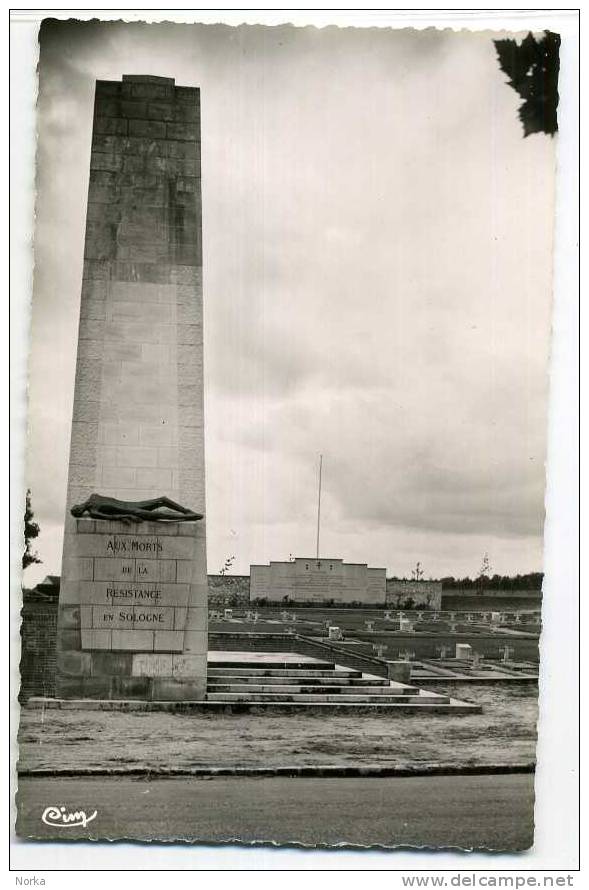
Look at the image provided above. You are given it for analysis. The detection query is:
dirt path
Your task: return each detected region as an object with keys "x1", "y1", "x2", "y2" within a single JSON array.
[{"x1": 18, "y1": 684, "x2": 537, "y2": 772}]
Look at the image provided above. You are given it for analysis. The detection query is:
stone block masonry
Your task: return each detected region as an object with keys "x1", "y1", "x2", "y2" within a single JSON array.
[
  {"x1": 250, "y1": 559, "x2": 387, "y2": 604},
  {"x1": 57, "y1": 75, "x2": 207, "y2": 701},
  {"x1": 19, "y1": 604, "x2": 57, "y2": 701}
]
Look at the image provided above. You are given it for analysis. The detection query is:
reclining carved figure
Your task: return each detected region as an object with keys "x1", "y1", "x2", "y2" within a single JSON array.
[{"x1": 70, "y1": 493, "x2": 203, "y2": 524}]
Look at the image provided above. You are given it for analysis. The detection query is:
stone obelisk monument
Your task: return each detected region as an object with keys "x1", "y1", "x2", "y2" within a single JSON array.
[{"x1": 56, "y1": 75, "x2": 207, "y2": 700}]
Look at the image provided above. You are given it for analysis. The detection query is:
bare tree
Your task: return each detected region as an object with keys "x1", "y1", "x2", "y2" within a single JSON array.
[
  {"x1": 411, "y1": 561, "x2": 424, "y2": 582},
  {"x1": 219, "y1": 555, "x2": 235, "y2": 576},
  {"x1": 477, "y1": 553, "x2": 492, "y2": 595}
]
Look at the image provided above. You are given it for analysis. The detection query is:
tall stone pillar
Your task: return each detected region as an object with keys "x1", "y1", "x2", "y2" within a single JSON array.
[{"x1": 56, "y1": 75, "x2": 207, "y2": 700}]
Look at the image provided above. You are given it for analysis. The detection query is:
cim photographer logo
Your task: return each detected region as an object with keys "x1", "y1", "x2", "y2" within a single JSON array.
[{"x1": 41, "y1": 805, "x2": 97, "y2": 829}]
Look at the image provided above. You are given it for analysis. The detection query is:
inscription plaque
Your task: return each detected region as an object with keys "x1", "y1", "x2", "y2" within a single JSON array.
[{"x1": 74, "y1": 529, "x2": 197, "y2": 652}]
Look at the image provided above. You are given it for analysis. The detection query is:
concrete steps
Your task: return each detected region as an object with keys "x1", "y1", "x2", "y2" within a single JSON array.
[
  {"x1": 26, "y1": 696, "x2": 480, "y2": 714},
  {"x1": 204, "y1": 659, "x2": 472, "y2": 711},
  {"x1": 207, "y1": 667, "x2": 362, "y2": 679},
  {"x1": 23, "y1": 651, "x2": 480, "y2": 713},
  {"x1": 209, "y1": 660, "x2": 336, "y2": 671},
  {"x1": 207, "y1": 692, "x2": 444, "y2": 704},
  {"x1": 207, "y1": 675, "x2": 400, "y2": 688},
  {"x1": 207, "y1": 684, "x2": 420, "y2": 696}
]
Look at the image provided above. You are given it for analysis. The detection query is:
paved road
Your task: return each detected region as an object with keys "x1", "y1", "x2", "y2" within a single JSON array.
[{"x1": 16, "y1": 774, "x2": 534, "y2": 851}]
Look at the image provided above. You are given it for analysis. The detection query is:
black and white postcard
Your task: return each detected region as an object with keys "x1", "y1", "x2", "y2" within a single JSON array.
[{"x1": 10, "y1": 8, "x2": 579, "y2": 874}]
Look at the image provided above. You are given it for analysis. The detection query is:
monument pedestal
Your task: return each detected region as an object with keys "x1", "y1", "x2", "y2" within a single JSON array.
[{"x1": 56, "y1": 518, "x2": 208, "y2": 700}]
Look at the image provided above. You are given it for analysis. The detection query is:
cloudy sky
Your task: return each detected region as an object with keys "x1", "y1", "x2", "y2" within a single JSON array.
[{"x1": 24, "y1": 19, "x2": 556, "y2": 586}]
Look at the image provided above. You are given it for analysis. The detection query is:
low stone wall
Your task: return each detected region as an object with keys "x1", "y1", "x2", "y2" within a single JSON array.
[
  {"x1": 290, "y1": 633, "x2": 390, "y2": 677},
  {"x1": 208, "y1": 632, "x2": 391, "y2": 678},
  {"x1": 19, "y1": 603, "x2": 58, "y2": 701},
  {"x1": 208, "y1": 631, "x2": 296, "y2": 653},
  {"x1": 386, "y1": 580, "x2": 442, "y2": 609}
]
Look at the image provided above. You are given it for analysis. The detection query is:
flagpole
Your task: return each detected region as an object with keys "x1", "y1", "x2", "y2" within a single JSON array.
[{"x1": 316, "y1": 454, "x2": 323, "y2": 560}]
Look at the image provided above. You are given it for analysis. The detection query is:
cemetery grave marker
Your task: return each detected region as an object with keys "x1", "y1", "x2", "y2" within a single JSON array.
[{"x1": 455, "y1": 643, "x2": 472, "y2": 660}]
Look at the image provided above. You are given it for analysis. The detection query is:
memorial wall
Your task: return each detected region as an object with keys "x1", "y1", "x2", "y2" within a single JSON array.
[{"x1": 250, "y1": 558, "x2": 387, "y2": 604}]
